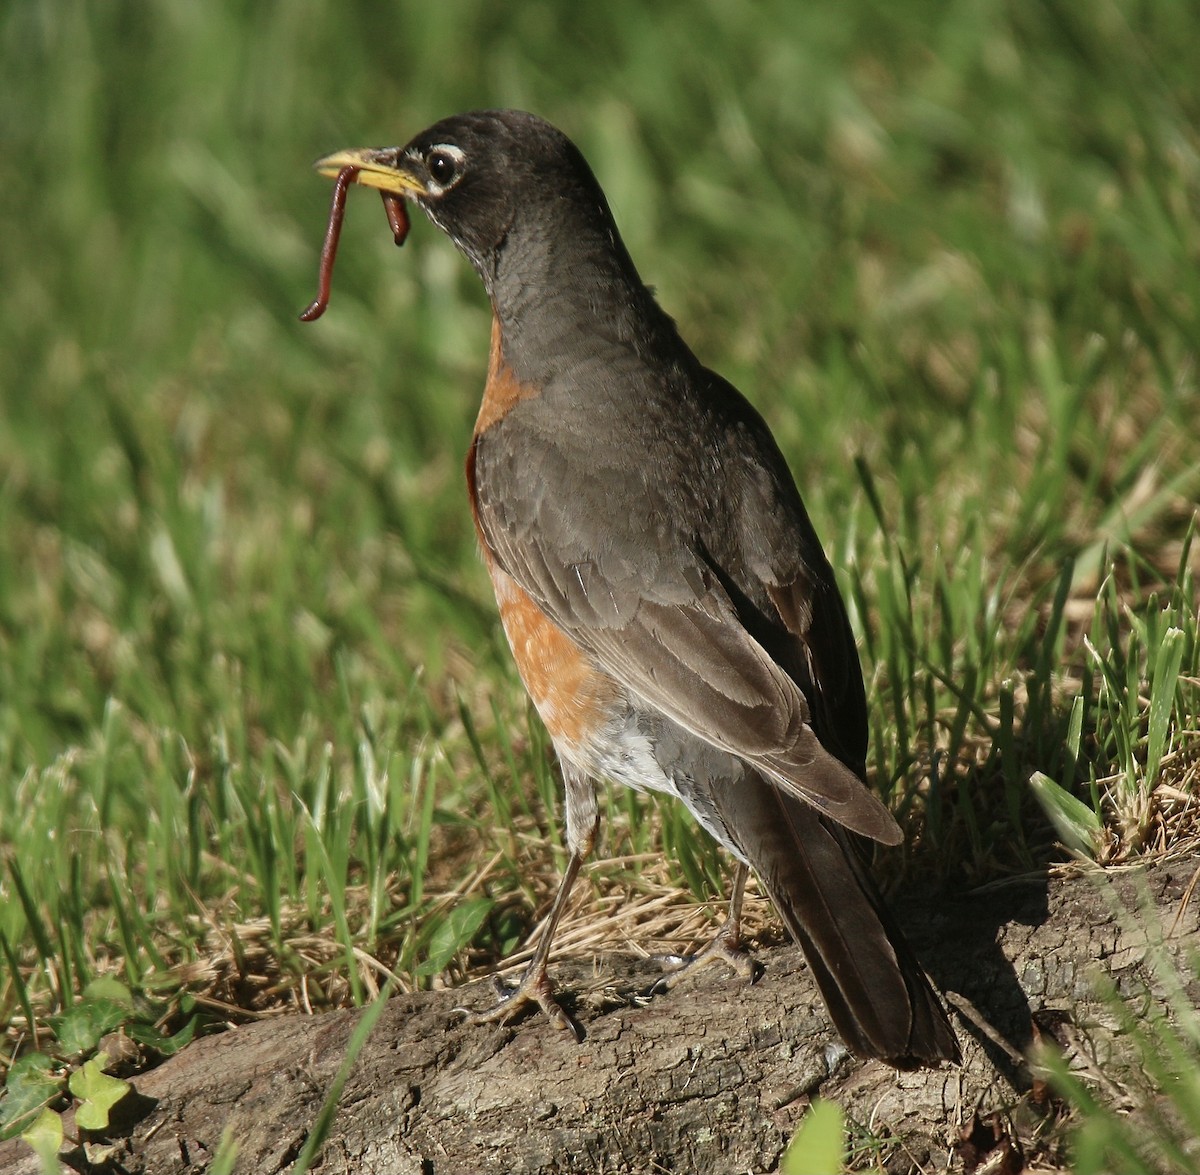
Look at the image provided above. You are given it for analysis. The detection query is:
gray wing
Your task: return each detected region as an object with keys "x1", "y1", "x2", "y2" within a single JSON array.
[{"x1": 471, "y1": 369, "x2": 897, "y2": 844}]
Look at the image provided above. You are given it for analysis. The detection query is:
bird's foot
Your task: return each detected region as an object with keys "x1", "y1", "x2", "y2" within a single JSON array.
[
  {"x1": 454, "y1": 963, "x2": 585, "y2": 1042},
  {"x1": 649, "y1": 923, "x2": 762, "y2": 995}
]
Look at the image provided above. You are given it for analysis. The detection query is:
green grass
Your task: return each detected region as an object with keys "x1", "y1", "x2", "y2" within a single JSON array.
[{"x1": 1, "y1": 0, "x2": 1198, "y2": 1168}]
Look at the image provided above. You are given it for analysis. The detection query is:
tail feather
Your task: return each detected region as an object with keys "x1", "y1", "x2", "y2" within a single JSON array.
[{"x1": 710, "y1": 772, "x2": 959, "y2": 1067}]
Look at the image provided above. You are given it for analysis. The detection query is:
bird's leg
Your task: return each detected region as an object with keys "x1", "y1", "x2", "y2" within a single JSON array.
[
  {"x1": 459, "y1": 768, "x2": 598, "y2": 1041},
  {"x1": 462, "y1": 849, "x2": 587, "y2": 1040},
  {"x1": 652, "y1": 862, "x2": 760, "y2": 992}
]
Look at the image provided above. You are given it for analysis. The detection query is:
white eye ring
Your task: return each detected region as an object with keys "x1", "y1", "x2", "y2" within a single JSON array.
[{"x1": 424, "y1": 144, "x2": 466, "y2": 194}]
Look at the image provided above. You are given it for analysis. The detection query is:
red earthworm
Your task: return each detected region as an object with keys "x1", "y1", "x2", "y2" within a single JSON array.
[
  {"x1": 299, "y1": 165, "x2": 359, "y2": 321},
  {"x1": 301, "y1": 170, "x2": 413, "y2": 320},
  {"x1": 383, "y1": 192, "x2": 410, "y2": 246}
]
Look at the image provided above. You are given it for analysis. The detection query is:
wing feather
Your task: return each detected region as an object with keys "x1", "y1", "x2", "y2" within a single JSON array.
[{"x1": 470, "y1": 379, "x2": 898, "y2": 844}]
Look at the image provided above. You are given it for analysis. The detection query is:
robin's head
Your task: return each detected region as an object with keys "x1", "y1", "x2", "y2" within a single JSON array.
[{"x1": 314, "y1": 110, "x2": 626, "y2": 291}]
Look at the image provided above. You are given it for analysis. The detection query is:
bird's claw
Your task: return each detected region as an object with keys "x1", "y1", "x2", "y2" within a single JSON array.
[
  {"x1": 649, "y1": 928, "x2": 761, "y2": 995},
  {"x1": 456, "y1": 966, "x2": 585, "y2": 1042}
]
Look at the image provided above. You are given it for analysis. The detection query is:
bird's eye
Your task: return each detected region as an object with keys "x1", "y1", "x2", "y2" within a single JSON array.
[{"x1": 425, "y1": 146, "x2": 464, "y2": 189}]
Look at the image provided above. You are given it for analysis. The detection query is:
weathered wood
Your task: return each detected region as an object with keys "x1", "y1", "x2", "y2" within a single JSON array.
[{"x1": 3, "y1": 864, "x2": 1195, "y2": 1174}]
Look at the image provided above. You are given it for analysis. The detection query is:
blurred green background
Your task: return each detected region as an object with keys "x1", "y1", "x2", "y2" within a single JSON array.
[{"x1": 1, "y1": 0, "x2": 1197, "y2": 1054}]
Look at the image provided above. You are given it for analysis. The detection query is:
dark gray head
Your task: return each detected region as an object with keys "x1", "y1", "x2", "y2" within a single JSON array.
[{"x1": 314, "y1": 110, "x2": 636, "y2": 295}]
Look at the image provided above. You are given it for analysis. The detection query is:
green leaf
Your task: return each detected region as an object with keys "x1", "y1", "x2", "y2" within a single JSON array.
[
  {"x1": 0, "y1": 1055, "x2": 63, "y2": 1141},
  {"x1": 69, "y1": 1058, "x2": 131, "y2": 1132},
  {"x1": 1146, "y1": 626, "x2": 1185, "y2": 787},
  {"x1": 1064, "y1": 693, "x2": 1084, "y2": 777},
  {"x1": 781, "y1": 1099, "x2": 846, "y2": 1175},
  {"x1": 415, "y1": 897, "x2": 494, "y2": 977},
  {"x1": 209, "y1": 1127, "x2": 240, "y2": 1175},
  {"x1": 20, "y1": 1106, "x2": 63, "y2": 1170},
  {"x1": 1028, "y1": 770, "x2": 1103, "y2": 857},
  {"x1": 84, "y1": 1141, "x2": 121, "y2": 1167},
  {"x1": 50, "y1": 999, "x2": 132, "y2": 1057},
  {"x1": 128, "y1": 1013, "x2": 199, "y2": 1056},
  {"x1": 81, "y1": 977, "x2": 135, "y2": 1009},
  {"x1": 291, "y1": 981, "x2": 395, "y2": 1175}
]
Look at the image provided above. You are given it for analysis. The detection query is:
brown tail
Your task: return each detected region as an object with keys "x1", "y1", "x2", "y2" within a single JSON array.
[{"x1": 712, "y1": 773, "x2": 959, "y2": 1067}]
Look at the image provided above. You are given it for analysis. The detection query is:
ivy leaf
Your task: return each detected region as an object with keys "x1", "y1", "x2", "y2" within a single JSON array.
[
  {"x1": 416, "y1": 897, "x2": 494, "y2": 977},
  {"x1": 69, "y1": 1057, "x2": 131, "y2": 1132},
  {"x1": 21, "y1": 1107, "x2": 64, "y2": 1166},
  {"x1": 0, "y1": 1054, "x2": 63, "y2": 1141},
  {"x1": 50, "y1": 999, "x2": 132, "y2": 1058}
]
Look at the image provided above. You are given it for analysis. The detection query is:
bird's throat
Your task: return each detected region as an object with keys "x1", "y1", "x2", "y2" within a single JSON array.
[{"x1": 487, "y1": 228, "x2": 674, "y2": 389}]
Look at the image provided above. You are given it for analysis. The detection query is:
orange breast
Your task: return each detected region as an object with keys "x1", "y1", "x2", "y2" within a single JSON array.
[
  {"x1": 475, "y1": 315, "x2": 540, "y2": 435},
  {"x1": 466, "y1": 315, "x2": 616, "y2": 753},
  {"x1": 487, "y1": 560, "x2": 618, "y2": 755}
]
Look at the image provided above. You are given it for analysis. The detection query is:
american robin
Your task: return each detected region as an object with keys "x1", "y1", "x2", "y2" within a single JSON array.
[{"x1": 306, "y1": 109, "x2": 958, "y2": 1067}]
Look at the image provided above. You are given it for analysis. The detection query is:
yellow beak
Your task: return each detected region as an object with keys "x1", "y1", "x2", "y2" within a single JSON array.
[{"x1": 312, "y1": 148, "x2": 426, "y2": 196}]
